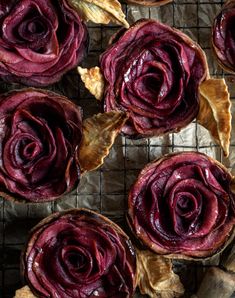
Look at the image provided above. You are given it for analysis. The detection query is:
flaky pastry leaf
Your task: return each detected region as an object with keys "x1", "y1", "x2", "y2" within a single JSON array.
[
  {"x1": 67, "y1": 0, "x2": 129, "y2": 28},
  {"x1": 197, "y1": 78, "x2": 231, "y2": 157},
  {"x1": 14, "y1": 286, "x2": 36, "y2": 298},
  {"x1": 77, "y1": 111, "x2": 128, "y2": 172},
  {"x1": 136, "y1": 249, "x2": 184, "y2": 298},
  {"x1": 78, "y1": 66, "x2": 105, "y2": 101}
]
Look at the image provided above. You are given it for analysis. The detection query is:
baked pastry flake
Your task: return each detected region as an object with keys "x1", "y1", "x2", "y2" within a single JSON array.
[
  {"x1": 197, "y1": 78, "x2": 231, "y2": 157},
  {"x1": 78, "y1": 111, "x2": 128, "y2": 172},
  {"x1": 67, "y1": 0, "x2": 129, "y2": 27},
  {"x1": 136, "y1": 249, "x2": 184, "y2": 297}
]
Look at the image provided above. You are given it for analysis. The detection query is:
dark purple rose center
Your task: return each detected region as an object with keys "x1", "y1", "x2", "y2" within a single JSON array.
[
  {"x1": 19, "y1": 137, "x2": 42, "y2": 161},
  {"x1": 135, "y1": 72, "x2": 163, "y2": 102},
  {"x1": 3, "y1": 5, "x2": 49, "y2": 43},
  {"x1": 176, "y1": 193, "x2": 196, "y2": 217},
  {"x1": 63, "y1": 247, "x2": 90, "y2": 274},
  {"x1": 16, "y1": 14, "x2": 51, "y2": 50},
  {"x1": 18, "y1": 16, "x2": 48, "y2": 38},
  {"x1": 27, "y1": 19, "x2": 45, "y2": 34},
  {"x1": 68, "y1": 252, "x2": 86, "y2": 269}
]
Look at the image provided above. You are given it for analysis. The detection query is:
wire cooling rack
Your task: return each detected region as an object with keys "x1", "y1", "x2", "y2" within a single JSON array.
[{"x1": 1, "y1": 0, "x2": 235, "y2": 297}]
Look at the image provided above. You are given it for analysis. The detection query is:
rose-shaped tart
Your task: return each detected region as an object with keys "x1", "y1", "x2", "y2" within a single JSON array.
[
  {"x1": 212, "y1": 0, "x2": 235, "y2": 74},
  {"x1": 0, "y1": 0, "x2": 88, "y2": 87},
  {"x1": 79, "y1": 19, "x2": 209, "y2": 137},
  {"x1": 21, "y1": 209, "x2": 136, "y2": 298},
  {"x1": 128, "y1": 152, "x2": 235, "y2": 258},
  {"x1": 0, "y1": 89, "x2": 127, "y2": 203},
  {"x1": 0, "y1": 88, "x2": 82, "y2": 202},
  {"x1": 99, "y1": 19, "x2": 209, "y2": 138},
  {"x1": 125, "y1": 0, "x2": 172, "y2": 6},
  {"x1": 78, "y1": 20, "x2": 232, "y2": 156}
]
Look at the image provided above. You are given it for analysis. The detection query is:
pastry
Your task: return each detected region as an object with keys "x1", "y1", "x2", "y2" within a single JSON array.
[
  {"x1": 128, "y1": 152, "x2": 235, "y2": 258},
  {"x1": 0, "y1": 88, "x2": 127, "y2": 203},
  {"x1": 212, "y1": 0, "x2": 235, "y2": 74},
  {"x1": 21, "y1": 209, "x2": 136, "y2": 297},
  {"x1": 136, "y1": 249, "x2": 184, "y2": 297},
  {"x1": 0, "y1": 0, "x2": 88, "y2": 86},
  {"x1": 78, "y1": 19, "x2": 232, "y2": 156},
  {"x1": 100, "y1": 19, "x2": 209, "y2": 138}
]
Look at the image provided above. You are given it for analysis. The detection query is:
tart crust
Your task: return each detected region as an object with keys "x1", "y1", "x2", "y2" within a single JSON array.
[{"x1": 128, "y1": 152, "x2": 235, "y2": 260}]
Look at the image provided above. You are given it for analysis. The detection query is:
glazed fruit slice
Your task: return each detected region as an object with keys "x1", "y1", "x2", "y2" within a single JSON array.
[
  {"x1": 128, "y1": 152, "x2": 235, "y2": 258},
  {"x1": 22, "y1": 209, "x2": 136, "y2": 298}
]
